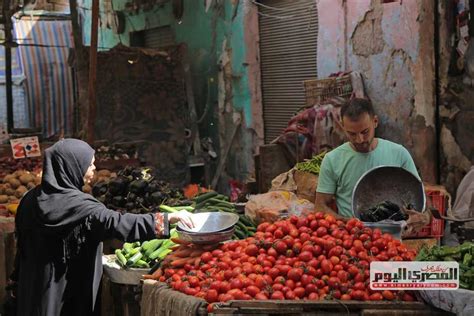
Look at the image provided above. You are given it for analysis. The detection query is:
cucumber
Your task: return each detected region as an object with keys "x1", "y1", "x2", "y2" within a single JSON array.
[
  {"x1": 234, "y1": 228, "x2": 247, "y2": 239},
  {"x1": 122, "y1": 242, "x2": 134, "y2": 254},
  {"x1": 193, "y1": 191, "x2": 218, "y2": 203},
  {"x1": 235, "y1": 221, "x2": 247, "y2": 233},
  {"x1": 238, "y1": 215, "x2": 253, "y2": 227},
  {"x1": 159, "y1": 205, "x2": 178, "y2": 213},
  {"x1": 126, "y1": 252, "x2": 143, "y2": 267},
  {"x1": 143, "y1": 239, "x2": 163, "y2": 257},
  {"x1": 135, "y1": 260, "x2": 150, "y2": 268},
  {"x1": 208, "y1": 198, "x2": 234, "y2": 208},
  {"x1": 247, "y1": 226, "x2": 256, "y2": 232},
  {"x1": 128, "y1": 246, "x2": 142, "y2": 256},
  {"x1": 115, "y1": 249, "x2": 127, "y2": 267}
]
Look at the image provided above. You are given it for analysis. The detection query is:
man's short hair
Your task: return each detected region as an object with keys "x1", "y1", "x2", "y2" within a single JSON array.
[{"x1": 340, "y1": 98, "x2": 375, "y2": 120}]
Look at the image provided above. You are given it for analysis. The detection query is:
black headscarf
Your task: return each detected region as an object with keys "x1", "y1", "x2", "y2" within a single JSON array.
[{"x1": 36, "y1": 138, "x2": 98, "y2": 229}]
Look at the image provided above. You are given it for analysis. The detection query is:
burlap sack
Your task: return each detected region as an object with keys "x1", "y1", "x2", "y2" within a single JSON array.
[{"x1": 294, "y1": 170, "x2": 318, "y2": 202}]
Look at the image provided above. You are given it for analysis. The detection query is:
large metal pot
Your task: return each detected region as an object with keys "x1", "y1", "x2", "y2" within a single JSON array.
[{"x1": 351, "y1": 166, "x2": 425, "y2": 219}]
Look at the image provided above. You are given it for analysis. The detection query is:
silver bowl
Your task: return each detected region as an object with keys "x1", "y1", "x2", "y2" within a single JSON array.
[
  {"x1": 352, "y1": 166, "x2": 425, "y2": 219},
  {"x1": 176, "y1": 226, "x2": 235, "y2": 244},
  {"x1": 177, "y1": 211, "x2": 239, "y2": 233}
]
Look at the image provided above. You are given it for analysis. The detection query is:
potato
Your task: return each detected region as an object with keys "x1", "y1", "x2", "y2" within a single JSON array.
[
  {"x1": 14, "y1": 170, "x2": 26, "y2": 178},
  {"x1": 0, "y1": 195, "x2": 8, "y2": 204},
  {"x1": 19, "y1": 173, "x2": 35, "y2": 185},
  {"x1": 97, "y1": 169, "x2": 111, "y2": 177},
  {"x1": 3, "y1": 174, "x2": 14, "y2": 184},
  {"x1": 15, "y1": 185, "x2": 28, "y2": 198},
  {"x1": 5, "y1": 188, "x2": 15, "y2": 196},
  {"x1": 83, "y1": 184, "x2": 92, "y2": 194},
  {"x1": 0, "y1": 184, "x2": 4, "y2": 195},
  {"x1": 8, "y1": 178, "x2": 21, "y2": 189},
  {"x1": 8, "y1": 196, "x2": 19, "y2": 203}
]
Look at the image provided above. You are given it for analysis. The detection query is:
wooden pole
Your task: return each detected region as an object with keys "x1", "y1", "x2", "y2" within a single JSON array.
[
  {"x1": 2, "y1": 0, "x2": 14, "y2": 133},
  {"x1": 87, "y1": 0, "x2": 100, "y2": 144}
]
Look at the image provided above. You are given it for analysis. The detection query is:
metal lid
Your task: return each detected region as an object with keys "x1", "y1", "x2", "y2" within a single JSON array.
[{"x1": 351, "y1": 166, "x2": 425, "y2": 219}]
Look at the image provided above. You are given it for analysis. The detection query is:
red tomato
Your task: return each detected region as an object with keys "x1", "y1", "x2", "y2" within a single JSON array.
[
  {"x1": 284, "y1": 290, "x2": 296, "y2": 300},
  {"x1": 382, "y1": 290, "x2": 395, "y2": 300},
  {"x1": 320, "y1": 259, "x2": 334, "y2": 274},
  {"x1": 205, "y1": 289, "x2": 219, "y2": 303},
  {"x1": 245, "y1": 244, "x2": 259, "y2": 257},
  {"x1": 294, "y1": 287, "x2": 306, "y2": 298},
  {"x1": 308, "y1": 292, "x2": 319, "y2": 300},
  {"x1": 288, "y1": 268, "x2": 304, "y2": 282},
  {"x1": 298, "y1": 251, "x2": 313, "y2": 262},
  {"x1": 230, "y1": 278, "x2": 243, "y2": 289},
  {"x1": 327, "y1": 277, "x2": 341, "y2": 289},
  {"x1": 274, "y1": 229, "x2": 284, "y2": 239},
  {"x1": 341, "y1": 294, "x2": 352, "y2": 300},
  {"x1": 369, "y1": 293, "x2": 383, "y2": 301},
  {"x1": 274, "y1": 241, "x2": 288, "y2": 254},
  {"x1": 245, "y1": 285, "x2": 260, "y2": 297},
  {"x1": 255, "y1": 292, "x2": 268, "y2": 300},
  {"x1": 316, "y1": 227, "x2": 328, "y2": 237},
  {"x1": 271, "y1": 291, "x2": 285, "y2": 299}
]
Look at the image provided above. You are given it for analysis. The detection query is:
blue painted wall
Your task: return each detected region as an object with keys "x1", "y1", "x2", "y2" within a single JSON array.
[{"x1": 78, "y1": 0, "x2": 257, "y2": 184}]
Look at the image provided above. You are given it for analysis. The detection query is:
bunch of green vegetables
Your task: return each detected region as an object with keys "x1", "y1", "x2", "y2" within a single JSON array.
[
  {"x1": 192, "y1": 192, "x2": 257, "y2": 239},
  {"x1": 417, "y1": 241, "x2": 474, "y2": 290},
  {"x1": 115, "y1": 229, "x2": 179, "y2": 269},
  {"x1": 295, "y1": 151, "x2": 327, "y2": 175},
  {"x1": 92, "y1": 166, "x2": 191, "y2": 214}
]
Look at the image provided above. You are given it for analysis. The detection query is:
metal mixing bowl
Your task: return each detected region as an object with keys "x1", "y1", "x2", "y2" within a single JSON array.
[
  {"x1": 176, "y1": 226, "x2": 235, "y2": 244},
  {"x1": 178, "y1": 212, "x2": 239, "y2": 233},
  {"x1": 352, "y1": 165, "x2": 425, "y2": 219}
]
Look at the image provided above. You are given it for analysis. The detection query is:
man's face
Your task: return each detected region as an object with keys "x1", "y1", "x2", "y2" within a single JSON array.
[{"x1": 342, "y1": 113, "x2": 378, "y2": 153}]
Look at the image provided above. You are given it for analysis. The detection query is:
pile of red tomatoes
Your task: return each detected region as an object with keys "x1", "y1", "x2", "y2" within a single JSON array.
[{"x1": 159, "y1": 213, "x2": 417, "y2": 303}]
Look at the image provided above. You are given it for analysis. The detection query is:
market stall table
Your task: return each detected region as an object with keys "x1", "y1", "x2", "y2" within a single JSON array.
[{"x1": 0, "y1": 216, "x2": 15, "y2": 309}]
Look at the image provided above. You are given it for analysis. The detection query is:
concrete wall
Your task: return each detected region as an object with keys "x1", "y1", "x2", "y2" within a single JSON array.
[
  {"x1": 317, "y1": 0, "x2": 437, "y2": 183},
  {"x1": 77, "y1": 0, "x2": 264, "y2": 187}
]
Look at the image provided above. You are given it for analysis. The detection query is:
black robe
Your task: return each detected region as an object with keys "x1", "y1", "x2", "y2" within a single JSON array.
[{"x1": 12, "y1": 139, "x2": 164, "y2": 316}]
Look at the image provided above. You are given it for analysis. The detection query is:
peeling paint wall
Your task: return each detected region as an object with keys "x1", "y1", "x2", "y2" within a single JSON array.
[
  {"x1": 76, "y1": 0, "x2": 264, "y2": 188},
  {"x1": 438, "y1": 0, "x2": 474, "y2": 195},
  {"x1": 317, "y1": 0, "x2": 437, "y2": 183}
]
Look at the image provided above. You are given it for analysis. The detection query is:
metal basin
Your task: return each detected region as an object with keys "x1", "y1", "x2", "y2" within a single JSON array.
[
  {"x1": 178, "y1": 212, "x2": 239, "y2": 234},
  {"x1": 352, "y1": 166, "x2": 425, "y2": 219},
  {"x1": 176, "y1": 226, "x2": 235, "y2": 245}
]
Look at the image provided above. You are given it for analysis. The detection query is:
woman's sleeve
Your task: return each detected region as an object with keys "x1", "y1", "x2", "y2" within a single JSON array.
[{"x1": 91, "y1": 206, "x2": 170, "y2": 242}]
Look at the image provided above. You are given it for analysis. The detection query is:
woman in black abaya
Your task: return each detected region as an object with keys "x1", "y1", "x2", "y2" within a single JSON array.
[{"x1": 9, "y1": 139, "x2": 193, "y2": 315}]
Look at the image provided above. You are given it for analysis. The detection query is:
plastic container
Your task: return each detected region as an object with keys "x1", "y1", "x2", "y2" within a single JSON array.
[{"x1": 363, "y1": 222, "x2": 404, "y2": 240}]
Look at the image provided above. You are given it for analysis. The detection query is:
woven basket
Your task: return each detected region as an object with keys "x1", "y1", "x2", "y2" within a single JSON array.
[{"x1": 303, "y1": 74, "x2": 353, "y2": 106}]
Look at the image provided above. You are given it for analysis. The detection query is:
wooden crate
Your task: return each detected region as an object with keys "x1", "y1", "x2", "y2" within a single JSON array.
[{"x1": 209, "y1": 300, "x2": 449, "y2": 315}]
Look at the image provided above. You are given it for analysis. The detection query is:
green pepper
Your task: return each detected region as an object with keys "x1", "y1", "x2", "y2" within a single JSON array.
[
  {"x1": 434, "y1": 245, "x2": 461, "y2": 258},
  {"x1": 460, "y1": 281, "x2": 470, "y2": 289},
  {"x1": 460, "y1": 242, "x2": 474, "y2": 254},
  {"x1": 463, "y1": 253, "x2": 473, "y2": 266}
]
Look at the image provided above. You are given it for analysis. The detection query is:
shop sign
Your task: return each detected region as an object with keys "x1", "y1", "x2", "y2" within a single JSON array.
[
  {"x1": 370, "y1": 261, "x2": 459, "y2": 290},
  {"x1": 10, "y1": 136, "x2": 41, "y2": 159}
]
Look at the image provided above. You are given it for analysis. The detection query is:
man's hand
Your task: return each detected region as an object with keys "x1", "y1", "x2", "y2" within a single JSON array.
[
  {"x1": 314, "y1": 192, "x2": 344, "y2": 219},
  {"x1": 402, "y1": 209, "x2": 431, "y2": 237}
]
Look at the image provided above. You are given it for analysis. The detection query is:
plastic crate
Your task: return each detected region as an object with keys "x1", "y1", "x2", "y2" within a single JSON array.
[
  {"x1": 303, "y1": 74, "x2": 353, "y2": 106},
  {"x1": 405, "y1": 189, "x2": 448, "y2": 238}
]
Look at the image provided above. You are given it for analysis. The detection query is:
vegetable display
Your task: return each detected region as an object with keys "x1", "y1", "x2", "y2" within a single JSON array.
[
  {"x1": 0, "y1": 157, "x2": 42, "y2": 179},
  {"x1": 145, "y1": 213, "x2": 417, "y2": 303},
  {"x1": 295, "y1": 151, "x2": 326, "y2": 175},
  {"x1": 417, "y1": 242, "x2": 474, "y2": 290},
  {"x1": 92, "y1": 166, "x2": 190, "y2": 214},
  {"x1": 114, "y1": 229, "x2": 179, "y2": 268},
  {"x1": 359, "y1": 200, "x2": 409, "y2": 222},
  {"x1": 192, "y1": 192, "x2": 257, "y2": 239},
  {"x1": 0, "y1": 170, "x2": 41, "y2": 204}
]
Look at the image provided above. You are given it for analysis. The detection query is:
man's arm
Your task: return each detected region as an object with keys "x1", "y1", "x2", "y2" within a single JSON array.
[{"x1": 315, "y1": 192, "x2": 342, "y2": 218}]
